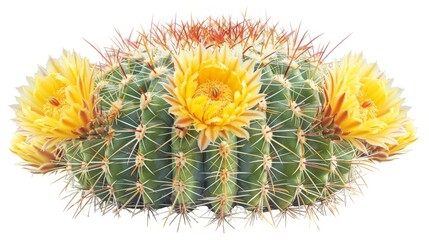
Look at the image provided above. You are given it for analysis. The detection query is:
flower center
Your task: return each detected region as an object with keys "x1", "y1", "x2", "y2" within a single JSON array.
[
  {"x1": 358, "y1": 97, "x2": 378, "y2": 121},
  {"x1": 42, "y1": 75, "x2": 69, "y2": 119},
  {"x1": 194, "y1": 79, "x2": 233, "y2": 106}
]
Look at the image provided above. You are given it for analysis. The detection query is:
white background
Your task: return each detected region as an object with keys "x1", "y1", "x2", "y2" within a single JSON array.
[{"x1": 0, "y1": 0, "x2": 428, "y2": 239}]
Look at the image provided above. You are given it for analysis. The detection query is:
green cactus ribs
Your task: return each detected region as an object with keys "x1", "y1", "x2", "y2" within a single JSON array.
[{"x1": 62, "y1": 22, "x2": 360, "y2": 228}]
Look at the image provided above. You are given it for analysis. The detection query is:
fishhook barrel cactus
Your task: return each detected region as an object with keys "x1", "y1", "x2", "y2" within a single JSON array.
[{"x1": 10, "y1": 17, "x2": 416, "y2": 229}]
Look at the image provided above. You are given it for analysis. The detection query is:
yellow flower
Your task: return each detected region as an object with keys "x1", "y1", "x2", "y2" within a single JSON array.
[
  {"x1": 10, "y1": 133, "x2": 61, "y2": 174},
  {"x1": 13, "y1": 50, "x2": 96, "y2": 144},
  {"x1": 163, "y1": 44, "x2": 264, "y2": 150},
  {"x1": 388, "y1": 118, "x2": 417, "y2": 155},
  {"x1": 323, "y1": 53, "x2": 408, "y2": 150}
]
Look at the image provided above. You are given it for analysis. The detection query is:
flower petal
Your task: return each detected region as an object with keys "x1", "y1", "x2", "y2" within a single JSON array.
[{"x1": 198, "y1": 130, "x2": 210, "y2": 150}]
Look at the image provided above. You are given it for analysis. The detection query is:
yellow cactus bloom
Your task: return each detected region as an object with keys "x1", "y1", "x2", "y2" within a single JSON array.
[
  {"x1": 323, "y1": 53, "x2": 408, "y2": 150},
  {"x1": 13, "y1": 50, "x2": 96, "y2": 144},
  {"x1": 10, "y1": 133, "x2": 61, "y2": 174},
  {"x1": 388, "y1": 119, "x2": 417, "y2": 155},
  {"x1": 163, "y1": 44, "x2": 264, "y2": 150}
]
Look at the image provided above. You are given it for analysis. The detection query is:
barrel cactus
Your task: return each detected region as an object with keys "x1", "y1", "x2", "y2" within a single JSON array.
[{"x1": 10, "y1": 17, "x2": 416, "y2": 229}]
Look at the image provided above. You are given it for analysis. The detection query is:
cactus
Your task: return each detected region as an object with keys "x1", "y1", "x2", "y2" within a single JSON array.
[{"x1": 11, "y1": 17, "x2": 416, "y2": 229}]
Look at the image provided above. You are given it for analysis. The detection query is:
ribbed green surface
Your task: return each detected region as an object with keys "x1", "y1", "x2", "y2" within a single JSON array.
[
  {"x1": 65, "y1": 49, "x2": 355, "y2": 221},
  {"x1": 170, "y1": 129, "x2": 204, "y2": 212},
  {"x1": 204, "y1": 136, "x2": 238, "y2": 218},
  {"x1": 237, "y1": 117, "x2": 270, "y2": 212}
]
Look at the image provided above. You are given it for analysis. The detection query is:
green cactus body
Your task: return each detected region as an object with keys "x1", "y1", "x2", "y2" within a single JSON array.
[
  {"x1": 321, "y1": 142, "x2": 355, "y2": 201},
  {"x1": 63, "y1": 47, "x2": 355, "y2": 222},
  {"x1": 99, "y1": 65, "x2": 145, "y2": 209},
  {"x1": 138, "y1": 69, "x2": 174, "y2": 210},
  {"x1": 58, "y1": 45, "x2": 358, "y2": 229},
  {"x1": 169, "y1": 128, "x2": 204, "y2": 215},
  {"x1": 204, "y1": 137, "x2": 238, "y2": 220},
  {"x1": 294, "y1": 135, "x2": 331, "y2": 206},
  {"x1": 237, "y1": 117, "x2": 271, "y2": 214},
  {"x1": 80, "y1": 139, "x2": 109, "y2": 201}
]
